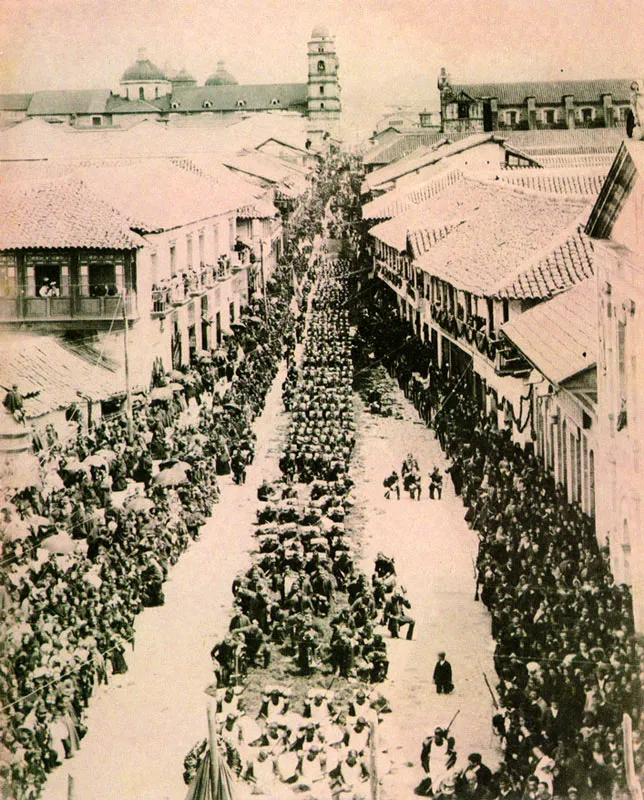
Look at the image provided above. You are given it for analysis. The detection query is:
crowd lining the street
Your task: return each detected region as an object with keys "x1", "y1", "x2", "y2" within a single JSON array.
[
  {"x1": 0, "y1": 256, "x2": 303, "y2": 798},
  {"x1": 354, "y1": 293, "x2": 644, "y2": 800}
]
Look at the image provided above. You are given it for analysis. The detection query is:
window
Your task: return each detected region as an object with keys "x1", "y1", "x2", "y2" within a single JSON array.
[
  {"x1": 581, "y1": 108, "x2": 593, "y2": 122},
  {"x1": 213, "y1": 224, "x2": 220, "y2": 255},
  {"x1": 86, "y1": 263, "x2": 118, "y2": 297},
  {"x1": 139, "y1": 86, "x2": 145, "y2": 100},
  {"x1": 236, "y1": 99, "x2": 247, "y2": 107},
  {"x1": 506, "y1": 110, "x2": 517, "y2": 126},
  {"x1": 155, "y1": 86, "x2": 159, "y2": 99},
  {"x1": 458, "y1": 101, "x2": 469, "y2": 119},
  {"x1": 186, "y1": 236, "x2": 193, "y2": 268},
  {"x1": 544, "y1": 109, "x2": 555, "y2": 124},
  {"x1": 320, "y1": 86, "x2": 324, "y2": 95},
  {"x1": 198, "y1": 232, "x2": 205, "y2": 266},
  {"x1": 317, "y1": 60, "x2": 326, "y2": 73},
  {"x1": 270, "y1": 97, "x2": 279, "y2": 106},
  {"x1": 171, "y1": 101, "x2": 180, "y2": 109},
  {"x1": 125, "y1": 88, "x2": 129, "y2": 100},
  {"x1": 170, "y1": 244, "x2": 177, "y2": 276},
  {"x1": 150, "y1": 251, "x2": 158, "y2": 282},
  {"x1": 318, "y1": 45, "x2": 324, "y2": 53},
  {"x1": 320, "y1": 102, "x2": 325, "y2": 109},
  {"x1": 0, "y1": 258, "x2": 17, "y2": 297},
  {"x1": 92, "y1": 116, "x2": 102, "y2": 127},
  {"x1": 617, "y1": 320, "x2": 627, "y2": 429},
  {"x1": 33, "y1": 263, "x2": 63, "y2": 296},
  {"x1": 502, "y1": 299, "x2": 509, "y2": 323},
  {"x1": 203, "y1": 100, "x2": 212, "y2": 108}
]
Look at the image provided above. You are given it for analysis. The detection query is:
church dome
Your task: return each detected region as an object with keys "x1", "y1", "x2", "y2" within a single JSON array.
[
  {"x1": 205, "y1": 61, "x2": 238, "y2": 86},
  {"x1": 171, "y1": 67, "x2": 197, "y2": 86},
  {"x1": 122, "y1": 49, "x2": 167, "y2": 82},
  {"x1": 311, "y1": 25, "x2": 330, "y2": 39}
]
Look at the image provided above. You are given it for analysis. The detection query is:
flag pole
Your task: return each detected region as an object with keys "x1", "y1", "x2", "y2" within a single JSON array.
[{"x1": 207, "y1": 704, "x2": 219, "y2": 795}]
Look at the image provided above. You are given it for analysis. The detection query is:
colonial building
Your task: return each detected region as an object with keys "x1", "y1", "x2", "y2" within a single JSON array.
[
  {"x1": 586, "y1": 139, "x2": 644, "y2": 632},
  {"x1": 438, "y1": 68, "x2": 631, "y2": 134},
  {"x1": 0, "y1": 28, "x2": 341, "y2": 138},
  {"x1": 0, "y1": 159, "x2": 282, "y2": 428}
]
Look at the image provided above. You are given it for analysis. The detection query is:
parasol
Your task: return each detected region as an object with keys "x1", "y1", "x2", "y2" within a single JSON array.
[
  {"x1": 125, "y1": 496, "x2": 155, "y2": 514},
  {"x1": 230, "y1": 321, "x2": 246, "y2": 330},
  {"x1": 1, "y1": 519, "x2": 30, "y2": 542},
  {"x1": 39, "y1": 532, "x2": 76, "y2": 554},
  {"x1": 223, "y1": 402, "x2": 241, "y2": 412},
  {"x1": 149, "y1": 387, "x2": 174, "y2": 403},
  {"x1": 153, "y1": 463, "x2": 190, "y2": 487}
]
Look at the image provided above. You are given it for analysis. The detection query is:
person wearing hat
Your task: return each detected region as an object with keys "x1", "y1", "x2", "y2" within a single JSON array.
[
  {"x1": 433, "y1": 652, "x2": 454, "y2": 694},
  {"x1": 420, "y1": 727, "x2": 457, "y2": 793}
]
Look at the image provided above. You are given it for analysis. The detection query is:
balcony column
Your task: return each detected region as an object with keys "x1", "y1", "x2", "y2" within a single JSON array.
[{"x1": 70, "y1": 251, "x2": 80, "y2": 317}]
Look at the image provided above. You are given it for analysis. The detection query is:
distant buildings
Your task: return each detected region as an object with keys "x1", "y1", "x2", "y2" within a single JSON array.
[
  {"x1": 0, "y1": 27, "x2": 341, "y2": 141},
  {"x1": 437, "y1": 68, "x2": 632, "y2": 134}
]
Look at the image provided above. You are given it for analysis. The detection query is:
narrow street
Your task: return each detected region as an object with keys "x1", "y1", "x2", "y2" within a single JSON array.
[
  {"x1": 41, "y1": 364, "x2": 289, "y2": 800},
  {"x1": 350, "y1": 383, "x2": 501, "y2": 797}
]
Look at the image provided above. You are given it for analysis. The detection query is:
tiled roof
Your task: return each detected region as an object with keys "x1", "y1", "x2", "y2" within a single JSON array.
[
  {"x1": 534, "y1": 154, "x2": 616, "y2": 169},
  {"x1": 0, "y1": 94, "x2": 33, "y2": 111},
  {"x1": 105, "y1": 96, "x2": 164, "y2": 114},
  {"x1": 362, "y1": 166, "x2": 463, "y2": 221},
  {"x1": 27, "y1": 89, "x2": 111, "y2": 116},
  {"x1": 497, "y1": 170, "x2": 606, "y2": 196},
  {"x1": 451, "y1": 79, "x2": 632, "y2": 105},
  {"x1": 223, "y1": 150, "x2": 309, "y2": 195},
  {"x1": 0, "y1": 176, "x2": 144, "y2": 250},
  {"x1": 368, "y1": 175, "x2": 494, "y2": 253},
  {"x1": 412, "y1": 178, "x2": 592, "y2": 294},
  {"x1": 500, "y1": 278, "x2": 597, "y2": 385},
  {"x1": 363, "y1": 131, "x2": 448, "y2": 166},
  {"x1": 74, "y1": 160, "x2": 257, "y2": 232},
  {"x1": 504, "y1": 128, "x2": 625, "y2": 156},
  {"x1": 0, "y1": 334, "x2": 126, "y2": 419},
  {"x1": 167, "y1": 83, "x2": 308, "y2": 113},
  {"x1": 363, "y1": 133, "x2": 505, "y2": 192},
  {"x1": 494, "y1": 224, "x2": 595, "y2": 300}
]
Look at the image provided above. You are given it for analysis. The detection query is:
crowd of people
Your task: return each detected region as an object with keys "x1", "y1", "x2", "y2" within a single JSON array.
[
  {"x1": 185, "y1": 158, "x2": 416, "y2": 798},
  {"x1": 0, "y1": 270, "x2": 299, "y2": 798},
  {"x1": 354, "y1": 293, "x2": 644, "y2": 799}
]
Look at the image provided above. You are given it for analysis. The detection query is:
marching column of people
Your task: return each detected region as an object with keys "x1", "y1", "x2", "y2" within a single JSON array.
[{"x1": 186, "y1": 236, "x2": 417, "y2": 799}]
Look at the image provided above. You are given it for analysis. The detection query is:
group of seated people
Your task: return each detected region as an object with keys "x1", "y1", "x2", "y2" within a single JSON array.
[{"x1": 184, "y1": 683, "x2": 385, "y2": 799}]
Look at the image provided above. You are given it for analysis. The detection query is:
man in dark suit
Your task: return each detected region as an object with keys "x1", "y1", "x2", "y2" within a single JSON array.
[
  {"x1": 464, "y1": 752, "x2": 493, "y2": 787},
  {"x1": 433, "y1": 652, "x2": 454, "y2": 694}
]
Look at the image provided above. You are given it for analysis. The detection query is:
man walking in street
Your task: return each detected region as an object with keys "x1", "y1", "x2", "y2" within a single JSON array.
[{"x1": 433, "y1": 651, "x2": 454, "y2": 694}]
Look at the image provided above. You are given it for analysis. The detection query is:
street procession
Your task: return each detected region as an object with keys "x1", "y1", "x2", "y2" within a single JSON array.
[{"x1": 1, "y1": 5, "x2": 644, "y2": 800}]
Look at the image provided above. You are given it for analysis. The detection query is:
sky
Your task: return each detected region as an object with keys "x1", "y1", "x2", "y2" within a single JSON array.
[{"x1": 1, "y1": 0, "x2": 643, "y2": 139}]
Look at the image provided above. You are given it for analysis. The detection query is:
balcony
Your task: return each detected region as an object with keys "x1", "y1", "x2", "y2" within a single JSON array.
[
  {"x1": 0, "y1": 292, "x2": 138, "y2": 324},
  {"x1": 151, "y1": 261, "x2": 237, "y2": 318}
]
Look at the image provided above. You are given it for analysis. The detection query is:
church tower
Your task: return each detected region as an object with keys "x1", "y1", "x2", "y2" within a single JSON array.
[{"x1": 307, "y1": 26, "x2": 341, "y2": 130}]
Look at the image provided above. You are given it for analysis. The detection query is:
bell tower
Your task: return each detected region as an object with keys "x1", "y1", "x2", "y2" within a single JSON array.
[{"x1": 307, "y1": 26, "x2": 341, "y2": 128}]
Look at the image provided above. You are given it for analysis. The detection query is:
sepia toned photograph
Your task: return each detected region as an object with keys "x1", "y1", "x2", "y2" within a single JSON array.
[{"x1": 0, "y1": 1, "x2": 643, "y2": 798}]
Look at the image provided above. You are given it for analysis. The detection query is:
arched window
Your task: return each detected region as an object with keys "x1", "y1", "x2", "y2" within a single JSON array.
[
  {"x1": 270, "y1": 97, "x2": 280, "y2": 106},
  {"x1": 320, "y1": 86, "x2": 324, "y2": 95},
  {"x1": 317, "y1": 60, "x2": 325, "y2": 73},
  {"x1": 139, "y1": 86, "x2": 145, "y2": 100},
  {"x1": 320, "y1": 102, "x2": 325, "y2": 109},
  {"x1": 236, "y1": 99, "x2": 247, "y2": 108},
  {"x1": 203, "y1": 100, "x2": 212, "y2": 108}
]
